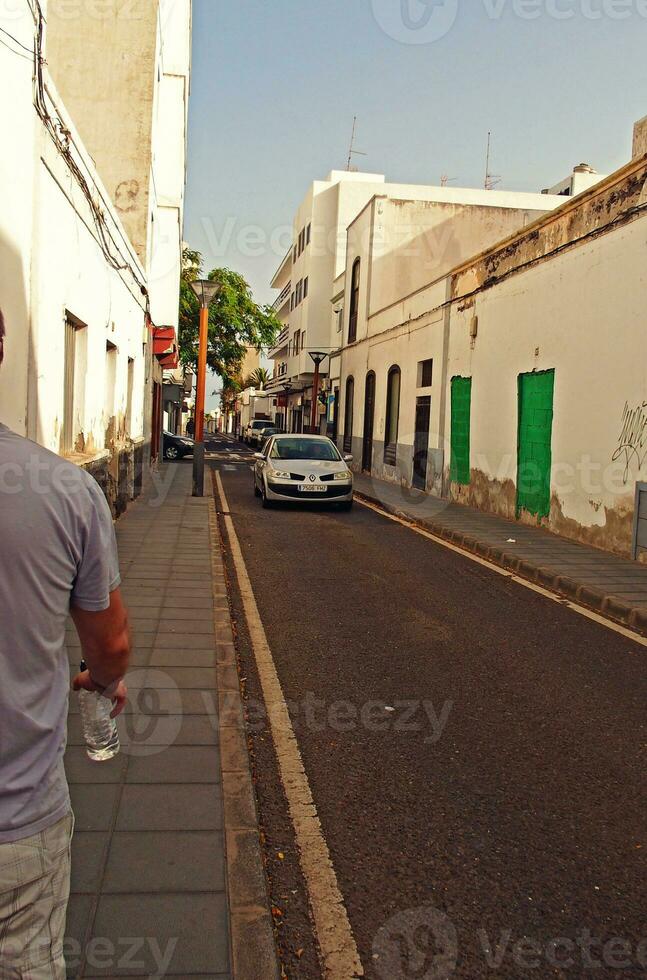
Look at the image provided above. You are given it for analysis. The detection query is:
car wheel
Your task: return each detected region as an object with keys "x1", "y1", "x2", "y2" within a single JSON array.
[
  {"x1": 164, "y1": 445, "x2": 179, "y2": 460},
  {"x1": 261, "y1": 481, "x2": 273, "y2": 509},
  {"x1": 254, "y1": 477, "x2": 261, "y2": 498}
]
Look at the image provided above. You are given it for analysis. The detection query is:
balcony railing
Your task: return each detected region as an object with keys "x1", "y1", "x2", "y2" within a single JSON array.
[
  {"x1": 268, "y1": 326, "x2": 289, "y2": 358},
  {"x1": 272, "y1": 282, "x2": 291, "y2": 312}
]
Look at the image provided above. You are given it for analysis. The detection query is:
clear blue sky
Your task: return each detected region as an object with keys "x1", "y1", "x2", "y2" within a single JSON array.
[{"x1": 184, "y1": 0, "x2": 644, "y2": 309}]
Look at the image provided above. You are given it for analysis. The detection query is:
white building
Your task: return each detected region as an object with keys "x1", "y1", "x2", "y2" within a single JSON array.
[
  {"x1": 0, "y1": 0, "x2": 191, "y2": 513},
  {"x1": 336, "y1": 184, "x2": 565, "y2": 483},
  {"x1": 336, "y1": 116, "x2": 647, "y2": 559}
]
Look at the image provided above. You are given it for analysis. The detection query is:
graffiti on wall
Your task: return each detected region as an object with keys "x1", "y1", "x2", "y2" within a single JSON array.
[{"x1": 612, "y1": 401, "x2": 647, "y2": 483}]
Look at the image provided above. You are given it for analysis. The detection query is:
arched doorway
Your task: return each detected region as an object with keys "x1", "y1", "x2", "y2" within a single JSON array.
[{"x1": 362, "y1": 371, "x2": 376, "y2": 472}]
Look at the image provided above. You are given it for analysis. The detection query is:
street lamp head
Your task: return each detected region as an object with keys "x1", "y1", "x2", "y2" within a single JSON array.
[
  {"x1": 190, "y1": 279, "x2": 222, "y2": 309},
  {"x1": 283, "y1": 381, "x2": 294, "y2": 393},
  {"x1": 309, "y1": 351, "x2": 327, "y2": 367}
]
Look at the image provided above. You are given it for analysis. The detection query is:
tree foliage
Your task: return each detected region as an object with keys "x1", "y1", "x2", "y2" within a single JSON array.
[
  {"x1": 178, "y1": 248, "x2": 280, "y2": 388},
  {"x1": 242, "y1": 366, "x2": 271, "y2": 390}
]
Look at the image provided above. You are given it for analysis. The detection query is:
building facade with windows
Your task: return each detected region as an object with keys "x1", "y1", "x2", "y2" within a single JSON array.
[
  {"x1": 337, "y1": 117, "x2": 647, "y2": 559},
  {"x1": 336, "y1": 186, "x2": 564, "y2": 486},
  {"x1": 0, "y1": 0, "x2": 191, "y2": 513},
  {"x1": 268, "y1": 170, "x2": 497, "y2": 434}
]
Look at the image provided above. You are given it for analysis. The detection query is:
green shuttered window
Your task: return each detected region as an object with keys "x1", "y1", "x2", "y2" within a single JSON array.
[
  {"x1": 450, "y1": 376, "x2": 472, "y2": 485},
  {"x1": 516, "y1": 369, "x2": 555, "y2": 520}
]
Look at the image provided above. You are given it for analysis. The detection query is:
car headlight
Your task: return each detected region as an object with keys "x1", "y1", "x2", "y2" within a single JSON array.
[
  {"x1": 268, "y1": 468, "x2": 291, "y2": 480},
  {"x1": 334, "y1": 470, "x2": 352, "y2": 481},
  {"x1": 181, "y1": 439, "x2": 193, "y2": 446}
]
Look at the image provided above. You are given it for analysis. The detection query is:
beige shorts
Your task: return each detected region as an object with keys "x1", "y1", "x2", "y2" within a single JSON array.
[{"x1": 0, "y1": 813, "x2": 73, "y2": 980}]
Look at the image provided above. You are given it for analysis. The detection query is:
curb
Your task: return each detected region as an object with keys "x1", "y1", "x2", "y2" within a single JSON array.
[
  {"x1": 207, "y1": 496, "x2": 280, "y2": 980},
  {"x1": 355, "y1": 490, "x2": 647, "y2": 638}
]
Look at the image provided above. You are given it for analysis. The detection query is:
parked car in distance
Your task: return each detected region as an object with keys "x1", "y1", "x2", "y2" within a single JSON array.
[
  {"x1": 258, "y1": 426, "x2": 285, "y2": 449},
  {"x1": 253, "y1": 434, "x2": 354, "y2": 510},
  {"x1": 163, "y1": 430, "x2": 194, "y2": 460},
  {"x1": 244, "y1": 419, "x2": 273, "y2": 446}
]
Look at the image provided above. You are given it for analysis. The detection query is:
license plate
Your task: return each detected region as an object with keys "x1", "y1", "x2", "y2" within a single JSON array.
[{"x1": 298, "y1": 484, "x2": 326, "y2": 493}]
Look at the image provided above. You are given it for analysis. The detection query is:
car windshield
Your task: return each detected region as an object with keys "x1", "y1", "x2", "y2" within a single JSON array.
[
  {"x1": 270, "y1": 438, "x2": 341, "y2": 461},
  {"x1": 252, "y1": 420, "x2": 269, "y2": 428}
]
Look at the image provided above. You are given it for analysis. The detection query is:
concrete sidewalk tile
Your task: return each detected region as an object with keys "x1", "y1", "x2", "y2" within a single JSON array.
[
  {"x1": 141, "y1": 666, "x2": 217, "y2": 689},
  {"x1": 159, "y1": 606, "x2": 214, "y2": 621},
  {"x1": 222, "y1": 772, "x2": 257, "y2": 829},
  {"x1": 103, "y1": 831, "x2": 225, "y2": 893},
  {"x1": 164, "y1": 595, "x2": 214, "y2": 609},
  {"x1": 116, "y1": 785, "x2": 223, "y2": 831},
  {"x1": 149, "y1": 649, "x2": 216, "y2": 667},
  {"x1": 219, "y1": 727, "x2": 249, "y2": 773},
  {"x1": 154, "y1": 633, "x2": 216, "y2": 650},
  {"x1": 65, "y1": 748, "x2": 127, "y2": 784},
  {"x1": 225, "y1": 830, "x2": 268, "y2": 910},
  {"x1": 128, "y1": 688, "x2": 217, "y2": 715},
  {"x1": 230, "y1": 907, "x2": 279, "y2": 980},
  {"x1": 91, "y1": 893, "x2": 230, "y2": 975},
  {"x1": 216, "y1": 663, "x2": 240, "y2": 692},
  {"x1": 126, "y1": 746, "x2": 221, "y2": 783},
  {"x1": 69, "y1": 784, "x2": 120, "y2": 831},
  {"x1": 215, "y1": 642, "x2": 236, "y2": 667},
  {"x1": 160, "y1": 619, "x2": 216, "y2": 636},
  {"x1": 218, "y1": 691, "x2": 245, "y2": 729},
  {"x1": 70, "y1": 832, "x2": 109, "y2": 893},
  {"x1": 129, "y1": 618, "x2": 159, "y2": 634},
  {"x1": 120, "y1": 713, "x2": 218, "y2": 748}
]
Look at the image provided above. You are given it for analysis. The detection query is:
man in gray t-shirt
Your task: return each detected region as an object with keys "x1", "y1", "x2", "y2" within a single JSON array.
[{"x1": 0, "y1": 310, "x2": 130, "y2": 977}]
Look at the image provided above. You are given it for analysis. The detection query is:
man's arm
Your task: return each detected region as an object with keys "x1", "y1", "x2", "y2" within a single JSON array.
[{"x1": 71, "y1": 587, "x2": 130, "y2": 717}]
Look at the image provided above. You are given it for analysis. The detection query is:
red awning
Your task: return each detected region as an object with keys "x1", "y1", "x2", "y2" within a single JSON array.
[{"x1": 153, "y1": 326, "x2": 179, "y2": 368}]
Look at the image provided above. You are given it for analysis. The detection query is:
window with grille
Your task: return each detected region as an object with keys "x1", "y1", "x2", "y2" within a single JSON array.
[
  {"x1": 384, "y1": 366, "x2": 401, "y2": 466},
  {"x1": 348, "y1": 258, "x2": 360, "y2": 343},
  {"x1": 343, "y1": 376, "x2": 354, "y2": 453}
]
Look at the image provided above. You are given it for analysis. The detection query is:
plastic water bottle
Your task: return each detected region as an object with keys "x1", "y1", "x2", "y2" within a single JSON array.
[{"x1": 78, "y1": 660, "x2": 120, "y2": 762}]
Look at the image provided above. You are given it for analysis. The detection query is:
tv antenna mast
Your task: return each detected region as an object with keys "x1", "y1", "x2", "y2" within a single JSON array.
[
  {"x1": 440, "y1": 174, "x2": 458, "y2": 187},
  {"x1": 484, "y1": 131, "x2": 501, "y2": 190},
  {"x1": 346, "y1": 116, "x2": 367, "y2": 171}
]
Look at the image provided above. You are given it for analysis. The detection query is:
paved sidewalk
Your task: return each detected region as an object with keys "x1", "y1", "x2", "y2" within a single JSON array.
[
  {"x1": 354, "y1": 472, "x2": 647, "y2": 633},
  {"x1": 63, "y1": 462, "x2": 276, "y2": 979}
]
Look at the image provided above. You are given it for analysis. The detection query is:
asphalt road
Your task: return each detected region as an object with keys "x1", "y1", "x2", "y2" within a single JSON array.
[{"x1": 208, "y1": 434, "x2": 647, "y2": 980}]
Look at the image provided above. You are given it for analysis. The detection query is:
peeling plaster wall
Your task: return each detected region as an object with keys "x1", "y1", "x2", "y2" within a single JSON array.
[
  {"x1": 338, "y1": 194, "x2": 561, "y2": 492},
  {"x1": 447, "y1": 163, "x2": 647, "y2": 556}
]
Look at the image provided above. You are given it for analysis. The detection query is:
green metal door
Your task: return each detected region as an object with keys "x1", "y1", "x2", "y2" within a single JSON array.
[
  {"x1": 517, "y1": 370, "x2": 555, "y2": 519},
  {"x1": 450, "y1": 377, "x2": 472, "y2": 485}
]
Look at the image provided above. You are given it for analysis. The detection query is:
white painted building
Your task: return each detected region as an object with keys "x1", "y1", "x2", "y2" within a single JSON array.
[
  {"x1": 336, "y1": 117, "x2": 647, "y2": 559},
  {"x1": 0, "y1": 0, "x2": 191, "y2": 513}
]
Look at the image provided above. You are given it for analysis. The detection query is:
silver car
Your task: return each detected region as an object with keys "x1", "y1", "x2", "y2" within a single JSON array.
[{"x1": 253, "y1": 435, "x2": 354, "y2": 510}]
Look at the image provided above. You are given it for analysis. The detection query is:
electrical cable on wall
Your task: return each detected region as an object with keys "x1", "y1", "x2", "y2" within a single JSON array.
[{"x1": 31, "y1": 0, "x2": 149, "y2": 306}]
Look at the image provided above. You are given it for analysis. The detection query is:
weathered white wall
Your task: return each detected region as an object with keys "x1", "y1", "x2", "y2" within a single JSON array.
[
  {"x1": 0, "y1": 0, "x2": 37, "y2": 434},
  {"x1": 446, "y1": 209, "x2": 647, "y2": 556}
]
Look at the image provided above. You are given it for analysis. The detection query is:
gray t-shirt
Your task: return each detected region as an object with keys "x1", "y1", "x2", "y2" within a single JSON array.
[{"x1": 0, "y1": 425, "x2": 121, "y2": 842}]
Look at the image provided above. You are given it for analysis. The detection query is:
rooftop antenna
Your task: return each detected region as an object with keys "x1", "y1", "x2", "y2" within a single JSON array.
[
  {"x1": 485, "y1": 131, "x2": 501, "y2": 190},
  {"x1": 346, "y1": 115, "x2": 367, "y2": 172},
  {"x1": 440, "y1": 174, "x2": 458, "y2": 187}
]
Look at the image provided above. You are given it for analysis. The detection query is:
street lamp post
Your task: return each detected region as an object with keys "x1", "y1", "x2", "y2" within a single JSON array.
[
  {"x1": 309, "y1": 351, "x2": 327, "y2": 434},
  {"x1": 189, "y1": 278, "x2": 222, "y2": 496},
  {"x1": 282, "y1": 381, "x2": 293, "y2": 433}
]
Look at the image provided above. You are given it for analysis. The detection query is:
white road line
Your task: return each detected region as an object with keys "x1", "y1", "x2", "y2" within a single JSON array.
[
  {"x1": 356, "y1": 496, "x2": 647, "y2": 649},
  {"x1": 215, "y1": 472, "x2": 364, "y2": 979}
]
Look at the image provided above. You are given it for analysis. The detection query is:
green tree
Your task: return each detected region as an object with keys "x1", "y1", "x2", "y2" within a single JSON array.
[
  {"x1": 178, "y1": 248, "x2": 280, "y2": 387},
  {"x1": 242, "y1": 366, "x2": 271, "y2": 390}
]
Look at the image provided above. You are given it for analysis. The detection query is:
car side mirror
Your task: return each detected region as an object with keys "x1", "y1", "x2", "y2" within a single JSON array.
[
  {"x1": 253, "y1": 452, "x2": 265, "y2": 461},
  {"x1": 344, "y1": 454, "x2": 353, "y2": 464}
]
